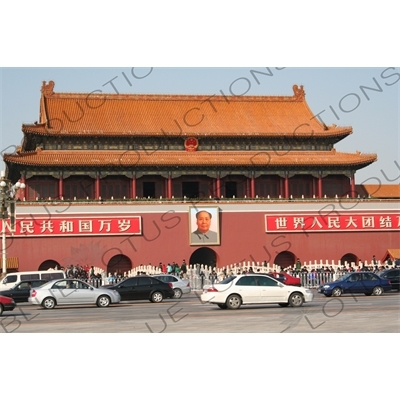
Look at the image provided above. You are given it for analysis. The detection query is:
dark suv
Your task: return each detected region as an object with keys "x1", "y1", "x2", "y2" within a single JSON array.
[{"x1": 378, "y1": 269, "x2": 400, "y2": 291}]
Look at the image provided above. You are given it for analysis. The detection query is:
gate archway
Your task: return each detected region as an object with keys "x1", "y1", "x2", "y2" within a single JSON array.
[
  {"x1": 38, "y1": 260, "x2": 60, "y2": 271},
  {"x1": 189, "y1": 248, "x2": 217, "y2": 269},
  {"x1": 274, "y1": 251, "x2": 296, "y2": 269},
  {"x1": 107, "y1": 254, "x2": 132, "y2": 275},
  {"x1": 341, "y1": 253, "x2": 358, "y2": 266}
]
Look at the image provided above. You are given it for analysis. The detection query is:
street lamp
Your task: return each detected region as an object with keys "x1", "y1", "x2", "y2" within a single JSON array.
[{"x1": 0, "y1": 170, "x2": 25, "y2": 275}]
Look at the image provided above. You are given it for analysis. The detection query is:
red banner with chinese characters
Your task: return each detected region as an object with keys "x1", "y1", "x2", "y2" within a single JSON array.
[
  {"x1": 265, "y1": 213, "x2": 400, "y2": 233},
  {"x1": 4, "y1": 216, "x2": 142, "y2": 237}
]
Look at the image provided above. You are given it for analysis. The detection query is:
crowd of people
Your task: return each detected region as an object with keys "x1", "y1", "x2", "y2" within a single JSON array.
[
  {"x1": 53, "y1": 264, "x2": 102, "y2": 280},
  {"x1": 128, "y1": 260, "x2": 189, "y2": 279}
]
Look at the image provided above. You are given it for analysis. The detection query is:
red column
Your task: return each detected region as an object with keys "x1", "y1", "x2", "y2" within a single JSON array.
[
  {"x1": 284, "y1": 174, "x2": 289, "y2": 199},
  {"x1": 250, "y1": 173, "x2": 255, "y2": 198},
  {"x1": 95, "y1": 174, "x2": 100, "y2": 199},
  {"x1": 318, "y1": 174, "x2": 323, "y2": 199},
  {"x1": 131, "y1": 176, "x2": 136, "y2": 199},
  {"x1": 58, "y1": 174, "x2": 63, "y2": 199},
  {"x1": 216, "y1": 174, "x2": 221, "y2": 198},
  {"x1": 167, "y1": 174, "x2": 172, "y2": 198}
]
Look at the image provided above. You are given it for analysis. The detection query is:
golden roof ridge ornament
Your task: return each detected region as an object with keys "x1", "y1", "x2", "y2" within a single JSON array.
[
  {"x1": 41, "y1": 80, "x2": 55, "y2": 97},
  {"x1": 292, "y1": 84, "x2": 305, "y2": 100}
]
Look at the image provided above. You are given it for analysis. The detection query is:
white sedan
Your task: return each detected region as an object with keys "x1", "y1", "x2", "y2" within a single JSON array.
[
  {"x1": 201, "y1": 274, "x2": 313, "y2": 309},
  {"x1": 28, "y1": 279, "x2": 121, "y2": 309}
]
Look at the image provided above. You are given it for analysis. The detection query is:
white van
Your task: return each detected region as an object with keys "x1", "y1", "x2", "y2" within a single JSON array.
[{"x1": 0, "y1": 270, "x2": 66, "y2": 290}]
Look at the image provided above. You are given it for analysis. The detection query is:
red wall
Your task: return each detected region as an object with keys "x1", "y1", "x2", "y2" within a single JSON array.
[{"x1": 6, "y1": 202, "x2": 399, "y2": 272}]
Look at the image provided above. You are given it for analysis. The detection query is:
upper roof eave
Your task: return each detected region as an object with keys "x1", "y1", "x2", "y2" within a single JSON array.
[
  {"x1": 20, "y1": 125, "x2": 353, "y2": 138},
  {"x1": 3, "y1": 149, "x2": 377, "y2": 169}
]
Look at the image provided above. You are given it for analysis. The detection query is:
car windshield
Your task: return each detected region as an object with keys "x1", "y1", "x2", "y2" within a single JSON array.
[{"x1": 218, "y1": 276, "x2": 237, "y2": 285}]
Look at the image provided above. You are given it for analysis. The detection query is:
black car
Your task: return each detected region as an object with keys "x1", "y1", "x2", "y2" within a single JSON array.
[
  {"x1": 378, "y1": 268, "x2": 400, "y2": 291},
  {"x1": 104, "y1": 276, "x2": 175, "y2": 302},
  {"x1": 0, "y1": 280, "x2": 48, "y2": 303}
]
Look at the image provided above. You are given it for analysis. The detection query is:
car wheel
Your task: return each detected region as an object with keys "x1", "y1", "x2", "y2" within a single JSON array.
[
  {"x1": 173, "y1": 288, "x2": 182, "y2": 299},
  {"x1": 0, "y1": 303, "x2": 3, "y2": 315},
  {"x1": 97, "y1": 295, "x2": 110, "y2": 307},
  {"x1": 289, "y1": 292, "x2": 304, "y2": 307},
  {"x1": 151, "y1": 291, "x2": 164, "y2": 303},
  {"x1": 332, "y1": 287, "x2": 342, "y2": 297},
  {"x1": 226, "y1": 294, "x2": 242, "y2": 310},
  {"x1": 217, "y1": 303, "x2": 228, "y2": 309},
  {"x1": 372, "y1": 286, "x2": 383, "y2": 296},
  {"x1": 42, "y1": 297, "x2": 56, "y2": 309},
  {"x1": 278, "y1": 303, "x2": 289, "y2": 307}
]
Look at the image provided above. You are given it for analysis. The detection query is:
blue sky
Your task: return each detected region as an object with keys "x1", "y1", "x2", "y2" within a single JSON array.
[{"x1": 1, "y1": 67, "x2": 399, "y2": 184}]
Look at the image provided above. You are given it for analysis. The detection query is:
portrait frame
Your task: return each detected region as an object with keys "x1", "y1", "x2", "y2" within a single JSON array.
[{"x1": 189, "y1": 206, "x2": 220, "y2": 246}]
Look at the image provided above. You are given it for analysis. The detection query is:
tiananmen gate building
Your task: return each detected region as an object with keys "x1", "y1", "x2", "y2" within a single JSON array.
[{"x1": 2, "y1": 81, "x2": 399, "y2": 273}]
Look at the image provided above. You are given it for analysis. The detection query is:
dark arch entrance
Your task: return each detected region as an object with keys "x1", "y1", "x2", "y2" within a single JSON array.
[
  {"x1": 38, "y1": 260, "x2": 60, "y2": 271},
  {"x1": 107, "y1": 255, "x2": 132, "y2": 275},
  {"x1": 341, "y1": 253, "x2": 358, "y2": 265},
  {"x1": 189, "y1": 248, "x2": 217, "y2": 269},
  {"x1": 274, "y1": 251, "x2": 296, "y2": 269}
]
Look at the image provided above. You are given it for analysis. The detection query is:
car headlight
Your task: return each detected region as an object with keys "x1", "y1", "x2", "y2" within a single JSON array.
[{"x1": 323, "y1": 285, "x2": 330, "y2": 289}]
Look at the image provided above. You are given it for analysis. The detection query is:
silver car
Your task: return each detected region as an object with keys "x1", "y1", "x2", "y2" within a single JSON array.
[
  {"x1": 28, "y1": 279, "x2": 121, "y2": 309},
  {"x1": 152, "y1": 275, "x2": 191, "y2": 299}
]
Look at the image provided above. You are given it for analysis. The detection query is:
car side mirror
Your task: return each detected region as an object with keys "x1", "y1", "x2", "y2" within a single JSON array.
[
  {"x1": 90, "y1": 287, "x2": 94, "y2": 290},
  {"x1": 278, "y1": 283, "x2": 284, "y2": 288}
]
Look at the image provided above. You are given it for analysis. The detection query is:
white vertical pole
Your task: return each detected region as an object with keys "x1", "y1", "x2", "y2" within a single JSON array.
[{"x1": 2, "y1": 219, "x2": 6, "y2": 275}]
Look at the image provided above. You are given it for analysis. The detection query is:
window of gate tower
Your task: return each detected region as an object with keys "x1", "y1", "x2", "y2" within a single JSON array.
[
  {"x1": 182, "y1": 182, "x2": 199, "y2": 198},
  {"x1": 143, "y1": 182, "x2": 156, "y2": 198},
  {"x1": 64, "y1": 176, "x2": 95, "y2": 200},
  {"x1": 225, "y1": 182, "x2": 237, "y2": 198},
  {"x1": 100, "y1": 176, "x2": 130, "y2": 199}
]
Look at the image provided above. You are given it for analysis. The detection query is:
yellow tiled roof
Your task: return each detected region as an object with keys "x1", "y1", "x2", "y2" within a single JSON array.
[
  {"x1": 361, "y1": 184, "x2": 400, "y2": 198},
  {"x1": 21, "y1": 81, "x2": 353, "y2": 138},
  {"x1": 387, "y1": 249, "x2": 400, "y2": 259},
  {"x1": 382, "y1": 249, "x2": 400, "y2": 262}
]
